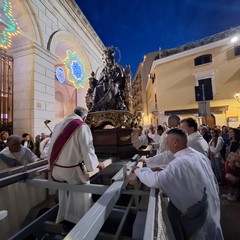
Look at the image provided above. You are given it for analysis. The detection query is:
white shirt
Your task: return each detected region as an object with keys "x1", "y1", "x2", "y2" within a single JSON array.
[
  {"x1": 149, "y1": 132, "x2": 161, "y2": 143},
  {"x1": 39, "y1": 137, "x2": 51, "y2": 154},
  {"x1": 139, "y1": 134, "x2": 148, "y2": 146},
  {"x1": 40, "y1": 138, "x2": 51, "y2": 160},
  {"x1": 188, "y1": 131, "x2": 209, "y2": 157},
  {"x1": 209, "y1": 136, "x2": 224, "y2": 158},
  {"x1": 145, "y1": 150, "x2": 174, "y2": 169},
  {"x1": 159, "y1": 130, "x2": 168, "y2": 153},
  {"x1": 136, "y1": 147, "x2": 223, "y2": 240}
]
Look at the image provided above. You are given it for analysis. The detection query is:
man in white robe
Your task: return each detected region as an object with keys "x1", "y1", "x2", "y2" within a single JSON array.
[
  {"x1": 180, "y1": 117, "x2": 209, "y2": 157},
  {"x1": 139, "y1": 117, "x2": 210, "y2": 169},
  {"x1": 132, "y1": 128, "x2": 223, "y2": 240},
  {"x1": 0, "y1": 135, "x2": 38, "y2": 170},
  {"x1": 48, "y1": 106, "x2": 104, "y2": 227},
  {"x1": 148, "y1": 124, "x2": 161, "y2": 143},
  {"x1": 138, "y1": 126, "x2": 148, "y2": 147}
]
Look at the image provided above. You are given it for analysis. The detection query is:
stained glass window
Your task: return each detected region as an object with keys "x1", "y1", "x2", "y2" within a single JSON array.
[{"x1": 64, "y1": 50, "x2": 87, "y2": 89}]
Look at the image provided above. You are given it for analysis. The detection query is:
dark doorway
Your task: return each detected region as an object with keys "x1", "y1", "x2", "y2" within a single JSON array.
[{"x1": 0, "y1": 50, "x2": 13, "y2": 134}]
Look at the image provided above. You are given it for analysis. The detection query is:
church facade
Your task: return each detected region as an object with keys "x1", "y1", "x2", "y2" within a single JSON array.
[{"x1": 0, "y1": 0, "x2": 105, "y2": 137}]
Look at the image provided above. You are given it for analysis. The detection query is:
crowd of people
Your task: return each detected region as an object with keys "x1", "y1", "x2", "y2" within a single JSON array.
[
  {"x1": 1, "y1": 109, "x2": 240, "y2": 237},
  {"x1": 0, "y1": 106, "x2": 106, "y2": 234},
  {"x1": 136, "y1": 117, "x2": 240, "y2": 239},
  {"x1": 138, "y1": 118, "x2": 240, "y2": 202}
]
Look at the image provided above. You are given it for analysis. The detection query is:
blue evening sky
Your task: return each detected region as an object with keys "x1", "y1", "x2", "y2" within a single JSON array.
[{"x1": 76, "y1": 0, "x2": 240, "y2": 77}]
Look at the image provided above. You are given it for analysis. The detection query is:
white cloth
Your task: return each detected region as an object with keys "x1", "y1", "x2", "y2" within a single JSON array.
[
  {"x1": 48, "y1": 113, "x2": 100, "y2": 224},
  {"x1": 149, "y1": 133, "x2": 161, "y2": 143},
  {"x1": 39, "y1": 137, "x2": 51, "y2": 154},
  {"x1": 139, "y1": 134, "x2": 148, "y2": 146},
  {"x1": 135, "y1": 147, "x2": 223, "y2": 240},
  {"x1": 159, "y1": 131, "x2": 168, "y2": 153},
  {"x1": 40, "y1": 138, "x2": 51, "y2": 160},
  {"x1": 0, "y1": 146, "x2": 38, "y2": 169},
  {"x1": 188, "y1": 131, "x2": 209, "y2": 157},
  {"x1": 150, "y1": 134, "x2": 161, "y2": 151},
  {"x1": 145, "y1": 150, "x2": 174, "y2": 169}
]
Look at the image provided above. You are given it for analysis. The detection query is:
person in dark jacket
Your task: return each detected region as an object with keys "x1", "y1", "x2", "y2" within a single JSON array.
[
  {"x1": 0, "y1": 131, "x2": 9, "y2": 151},
  {"x1": 21, "y1": 133, "x2": 34, "y2": 151},
  {"x1": 200, "y1": 125, "x2": 211, "y2": 143}
]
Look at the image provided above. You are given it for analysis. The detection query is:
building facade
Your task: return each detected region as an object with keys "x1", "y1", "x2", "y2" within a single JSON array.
[
  {"x1": 131, "y1": 51, "x2": 159, "y2": 126},
  {"x1": 133, "y1": 27, "x2": 240, "y2": 128},
  {"x1": 0, "y1": 0, "x2": 105, "y2": 137}
]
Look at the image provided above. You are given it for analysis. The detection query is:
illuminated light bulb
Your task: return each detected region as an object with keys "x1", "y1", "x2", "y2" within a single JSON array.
[
  {"x1": 234, "y1": 92, "x2": 240, "y2": 103},
  {"x1": 230, "y1": 36, "x2": 239, "y2": 43}
]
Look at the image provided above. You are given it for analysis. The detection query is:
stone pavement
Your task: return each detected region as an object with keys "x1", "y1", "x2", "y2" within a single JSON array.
[{"x1": 220, "y1": 186, "x2": 240, "y2": 239}]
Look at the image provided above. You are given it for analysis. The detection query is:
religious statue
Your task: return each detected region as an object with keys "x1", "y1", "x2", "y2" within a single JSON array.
[
  {"x1": 85, "y1": 48, "x2": 140, "y2": 158},
  {"x1": 86, "y1": 47, "x2": 130, "y2": 112}
]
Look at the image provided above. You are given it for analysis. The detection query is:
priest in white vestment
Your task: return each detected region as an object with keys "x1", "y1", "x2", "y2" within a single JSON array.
[
  {"x1": 132, "y1": 128, "x2": 223, "y2": 240},
  {"x1": 48, "y1": 106, "x2": 104, "y2": 226}
]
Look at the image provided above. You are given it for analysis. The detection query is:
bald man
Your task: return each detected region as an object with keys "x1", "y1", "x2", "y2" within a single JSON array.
[
  {"x1": 0, "y1": 135, "x2": 38, "y2": 169},
  {"x1": 159, "y1": 114, "x2": 180, "y2": 153},
  {"x1": 132, "y1": 128, "x2": 223, "y2": 240}
]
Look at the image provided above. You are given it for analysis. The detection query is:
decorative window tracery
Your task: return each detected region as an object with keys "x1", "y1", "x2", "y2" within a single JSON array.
[{"x1": 64, "y1": 50, "x2": 87, "y2": 89}]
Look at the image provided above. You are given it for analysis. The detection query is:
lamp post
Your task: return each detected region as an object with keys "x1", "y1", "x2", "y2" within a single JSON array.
[{"x1": 201, "y1": 84, "x2": 208, "y2": 126}]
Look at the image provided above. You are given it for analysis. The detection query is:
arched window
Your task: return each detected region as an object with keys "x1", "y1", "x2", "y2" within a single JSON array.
[{"x1": 194, "y1": 54, "x2": 212, "y2": 66}]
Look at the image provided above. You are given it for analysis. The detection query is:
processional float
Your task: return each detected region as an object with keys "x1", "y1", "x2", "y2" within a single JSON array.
[
  {"x1": 0, "y1": 47, "x2": 174, "y2": 240},
  {"x1": 85, "y1": 47, "x2": 141, "y2": 159}
]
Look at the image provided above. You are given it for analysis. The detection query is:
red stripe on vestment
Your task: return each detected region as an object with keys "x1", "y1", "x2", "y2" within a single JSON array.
[{"x1": 49, "y1": 119, "x2": 84, "y2": 169}]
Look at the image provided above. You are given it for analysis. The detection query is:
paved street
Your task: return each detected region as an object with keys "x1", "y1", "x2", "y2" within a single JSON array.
[{"x1": 220, "y1": 187, "x2": 240, "y2": 239}]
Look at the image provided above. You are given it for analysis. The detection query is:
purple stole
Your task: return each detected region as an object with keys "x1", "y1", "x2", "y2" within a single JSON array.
[{"x1": 49, "y1": 119, "x2": 84, "y2": 170}]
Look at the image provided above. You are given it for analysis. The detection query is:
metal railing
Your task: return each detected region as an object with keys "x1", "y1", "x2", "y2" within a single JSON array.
[{"x1": 1, "y1": 156, "x2": 175, "y2": 240}]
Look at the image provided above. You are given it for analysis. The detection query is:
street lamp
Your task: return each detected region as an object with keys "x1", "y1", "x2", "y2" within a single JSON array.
[{"x1": 234, "y1": 92, "x2": 240, "y2": 103}]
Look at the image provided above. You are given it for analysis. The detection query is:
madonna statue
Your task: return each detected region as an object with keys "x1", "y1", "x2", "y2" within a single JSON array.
[
  {"x1": 85, "y1": 48, "x2": 140, "y2": 158},
  {"x1": 86, "y1": 47, "x2": 129, "y2": 112}
]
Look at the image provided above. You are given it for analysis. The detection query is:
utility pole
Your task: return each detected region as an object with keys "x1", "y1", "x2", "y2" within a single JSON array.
[{"x1": 201, "y1": 84, "x2": 208, "y2": 126}]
